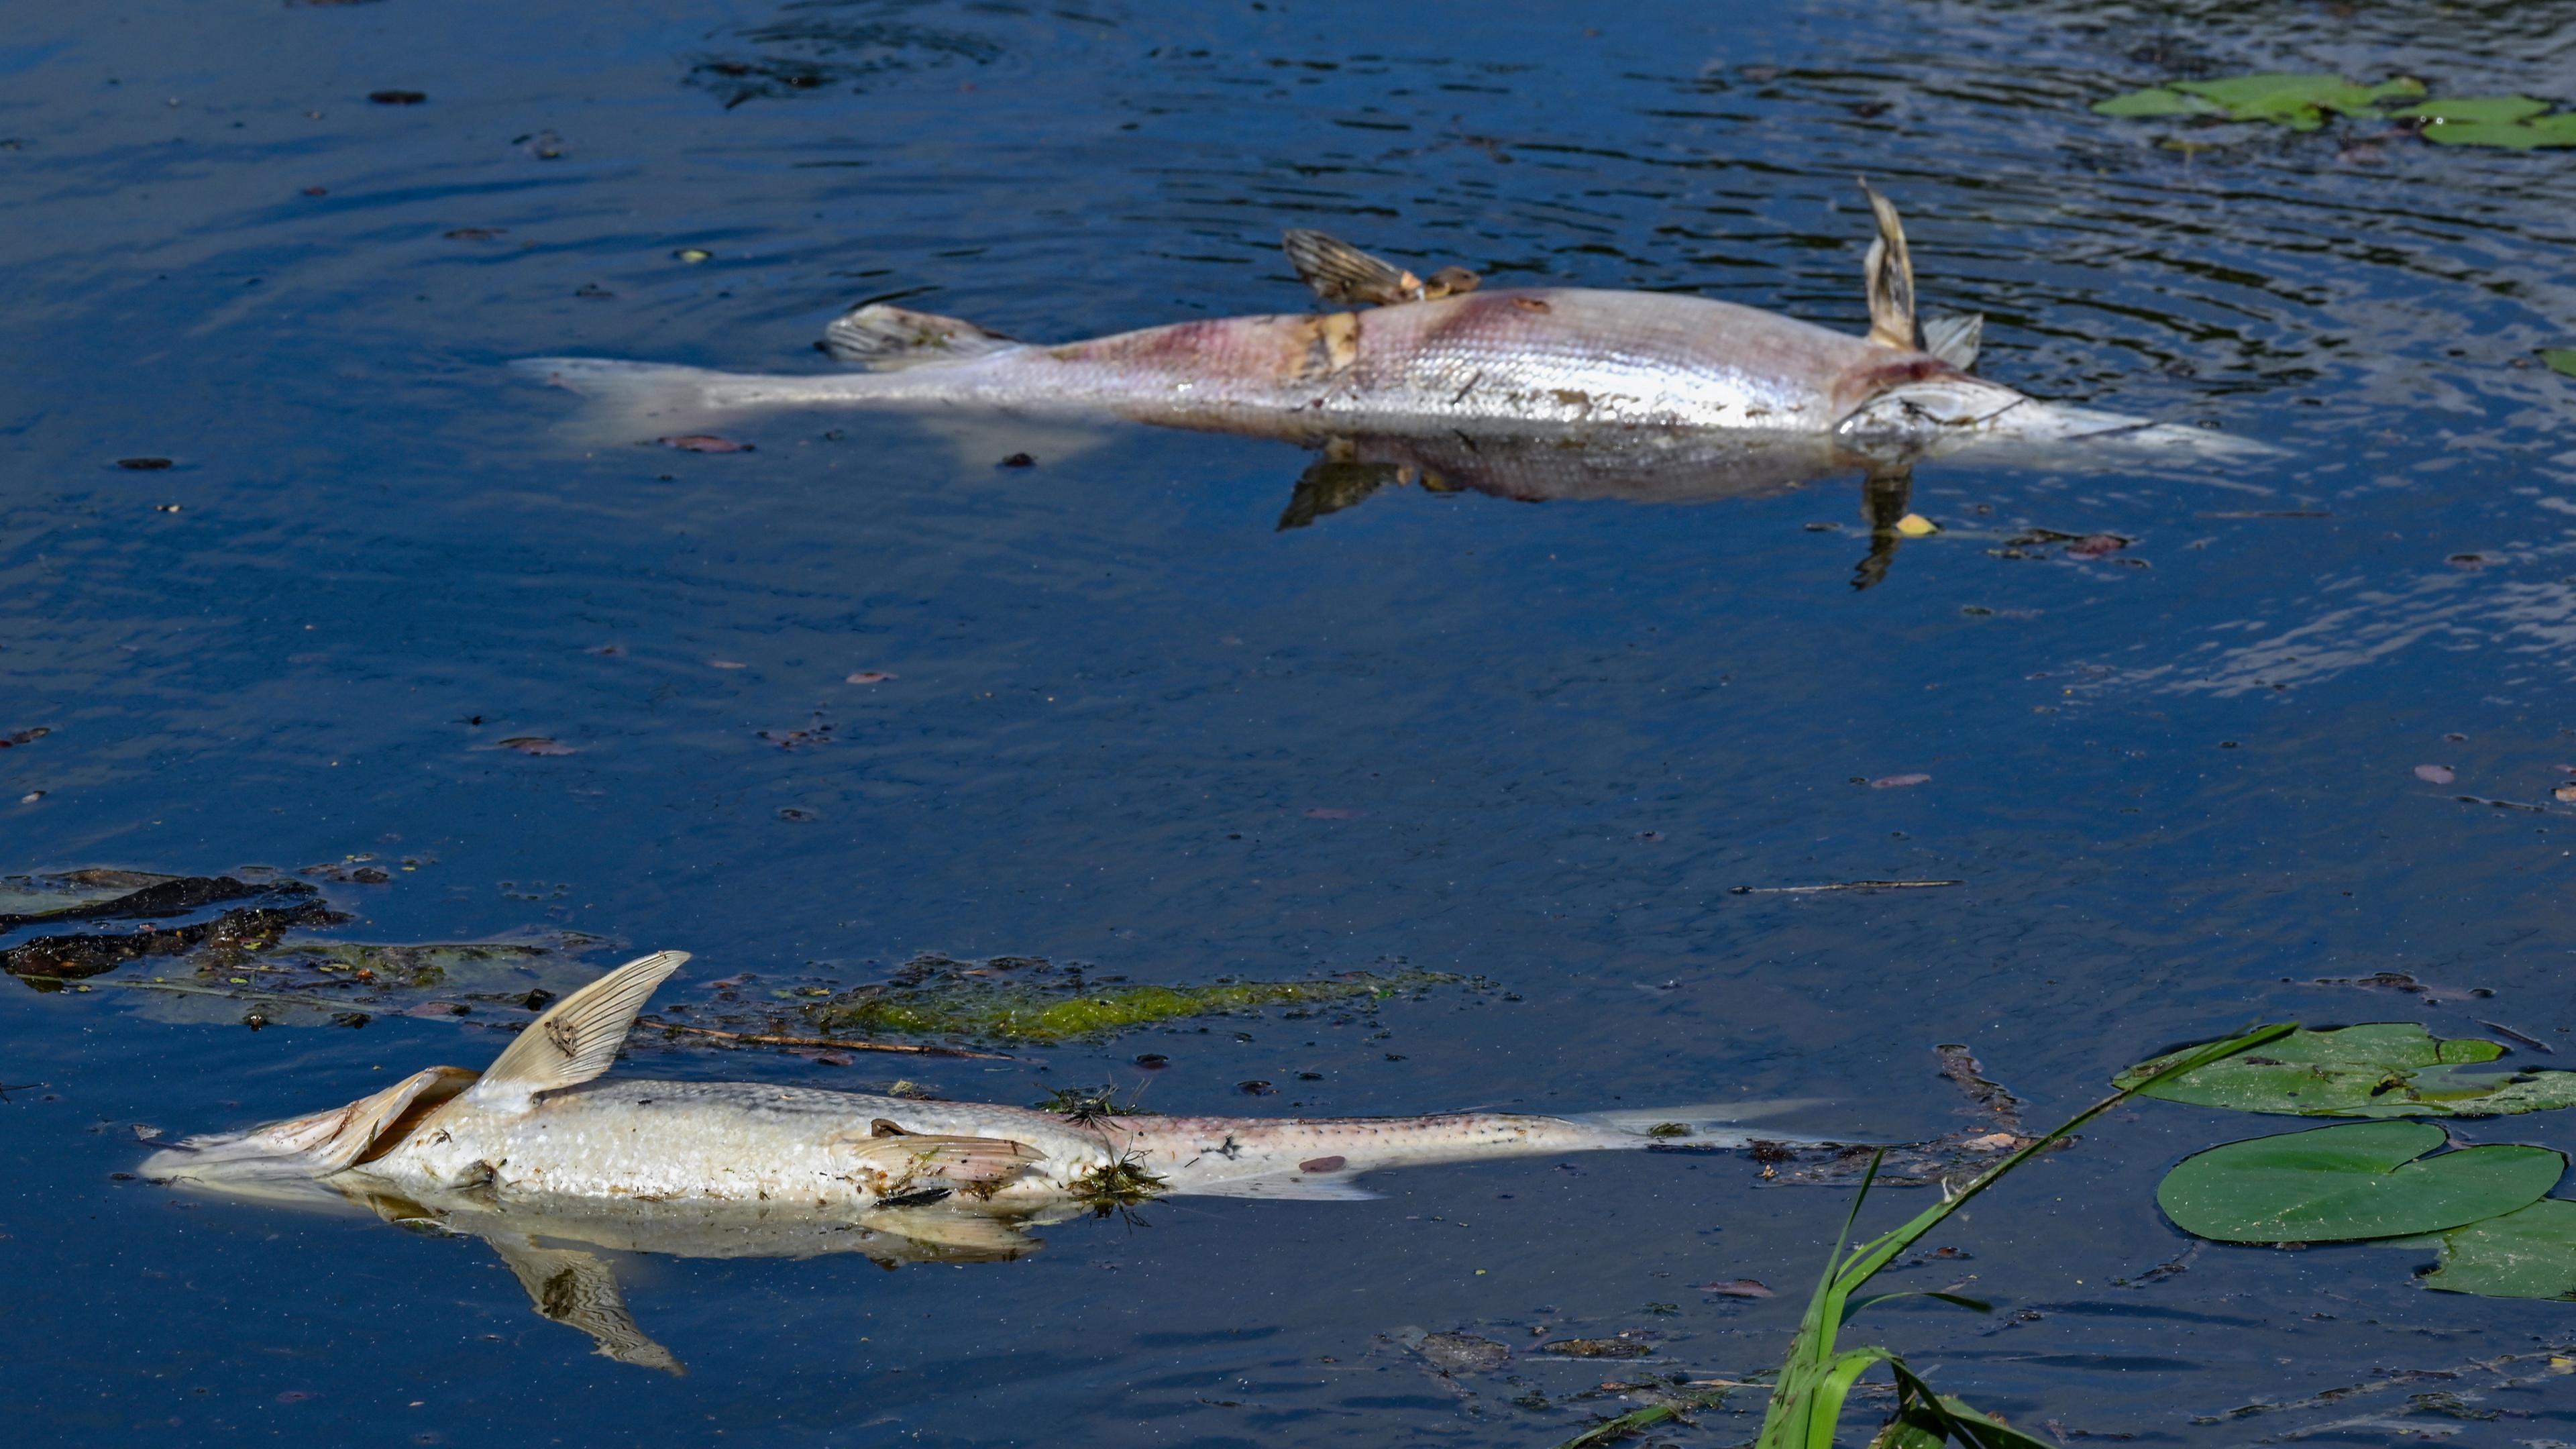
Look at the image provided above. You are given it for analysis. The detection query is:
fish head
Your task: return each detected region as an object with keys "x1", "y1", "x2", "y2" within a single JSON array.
[{"x1": 143, "y1": 1065, "x2": 478, "y2": 1195}]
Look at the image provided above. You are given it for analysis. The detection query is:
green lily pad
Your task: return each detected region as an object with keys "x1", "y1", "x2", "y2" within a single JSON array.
[
  {"x1": 2091, "y1": 87, "x2": 2224, "y2": 119},
  {"x1": 2388, "y1": 95, "x2": 2550, "y2": 125},
  {"x1": 2169, "y1": 72, "x2": 2424, "y2": 130},
  {"x1": 2118, "y1": 1023, "x2": 2576, "y2": 1117},
  {"x1": 2090, "y1": 72, "x2": 2424, "y2": 133},
  {"x1": 2416, "y1": 112, "x2": 2576, "y2": 149},
  {"x1": 2159, "y1": 1121, "x2": 2563, "y2": 1243},
  {"x1": 2424, "y1": 1199, "x2": 2576, "y2": 1299},
  {"x1": 2544, "y1": 349, "x2": 2576, "y2": 379}
]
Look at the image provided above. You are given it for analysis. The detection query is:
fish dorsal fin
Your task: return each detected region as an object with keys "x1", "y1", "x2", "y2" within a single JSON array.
[
  {"x1": 1920, "y1": 312, "x2": 1984, "y2": 372},
  {"x1": 1857, "y1": 178, "x2": 1918, "y2": 352},
  {"x1": 821, "y1": 303, "x2": 1021, "y2": 370},
  {"x1": 464, "y1": 951, "x2": 688, "y2": 1114},
  {"x1": 1284, "y1": 229, "x2": 1425, "y2": 307}
]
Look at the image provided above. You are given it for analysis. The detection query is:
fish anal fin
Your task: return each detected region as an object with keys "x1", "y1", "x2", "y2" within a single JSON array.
[
  {"x1": 462, "y1": 951, "x2": 688, "y2": 1114},
  {"x1": 488, "y1": 1233, "x2": 684, "y2": 1376},
  {"x1": 1857, "y1": 178, "x2": 1918, "y2": 352},
  {"x1": 822, "y1": 304, "x2": 1021, "y2": 370},
  {"x1": 1283, "y1": 229, "x2": 1424, "y2": 307}
]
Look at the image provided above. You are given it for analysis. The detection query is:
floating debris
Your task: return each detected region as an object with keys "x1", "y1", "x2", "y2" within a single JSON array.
[
  {"x1": 811, "y1": 955, "x2": 1455, "y2": 1044},
  {"x1": 1729, "y1": 879, "x2": 1961, "y2": 895},
  {"x1": 1538, "y1": 1337, "x2": 1654, "y2": 1358},
  {"x1": 1415, "y1": 1332, "x2": 1511, "y2": 1373}
]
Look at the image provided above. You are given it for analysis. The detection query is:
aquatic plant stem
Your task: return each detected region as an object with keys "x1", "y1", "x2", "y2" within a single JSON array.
[{"x1": 1752, "y1": 1022, "x2": 2295, "y2": 1449}]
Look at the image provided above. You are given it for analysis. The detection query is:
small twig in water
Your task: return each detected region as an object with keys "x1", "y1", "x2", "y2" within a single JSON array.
[
  {"x1": 0, "y1": 1082, "x2": 37, "y2": 1103},
  {"x1": 2479, "y1": 1020, "x2": 2553, "y2": 1053},
  {"x1": 1729, "y1": 879, "x2": 1961, "y2": 895},
  {"x1": 639, "y1": 1016, "x2": 1020, "y2": 1061}
]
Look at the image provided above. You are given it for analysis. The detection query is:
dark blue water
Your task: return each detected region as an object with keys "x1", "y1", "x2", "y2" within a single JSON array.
[{"x1": 8, "y1": 0, "x2": 2576, "y2": 1443}]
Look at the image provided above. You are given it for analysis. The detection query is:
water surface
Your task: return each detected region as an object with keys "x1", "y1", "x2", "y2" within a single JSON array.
[{"x1": 7, "y1": 0, "x2": 2576, "y2": 1443}]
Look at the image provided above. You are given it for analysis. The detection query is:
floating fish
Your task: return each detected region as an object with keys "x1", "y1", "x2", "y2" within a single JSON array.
[
  {"x1": 515, "y1": 182, "x2": 2261, "y2": 468},
  {"x1": 145, "y1": 951, "x2": 1825, "y2": 1371}
]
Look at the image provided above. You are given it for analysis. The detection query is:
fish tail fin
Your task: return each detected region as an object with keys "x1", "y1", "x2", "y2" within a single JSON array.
[
  {"x1": 1568, "y1": 1099, "x2": 1839, "y2": 1150},
  {"x1": 1856, "y1": 178, "x2": 1919, "y2": 351},
  {"x1": 512, "y1": 358, "x2": 761, "y2": 444},
  {"x1": 463, "y1": 950, "x2": 689, "y2": 1114},
  {"x1": 821, "y1": 303, "x2": 1022, "y2": 369}
]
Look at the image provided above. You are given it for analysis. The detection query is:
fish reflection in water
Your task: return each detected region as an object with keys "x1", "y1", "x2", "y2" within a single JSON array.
[
  {"x1": 144, "y1": 953, "x2": 1825, "y2": 1372},
  {"x1": 1269, "y1": 425, "x2": 1960, "y2": 588}
]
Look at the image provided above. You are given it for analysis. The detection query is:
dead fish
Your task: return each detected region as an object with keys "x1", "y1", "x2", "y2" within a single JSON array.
[
  {"x1": 145, "y1": 950, "x2": 1819, "y2": 1209},
  {"x1": 513, "y1": 182, "x2": 2257, "y2": 459},
  {"x1": 142, "y1": 951, "x2": 1823, "y2": 1372}
]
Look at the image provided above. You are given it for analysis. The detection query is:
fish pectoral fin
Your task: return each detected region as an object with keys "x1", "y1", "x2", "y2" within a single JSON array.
[
  {"x1": 837, "y1": 1130, "x2": 1047, "y2": 1187},
  {"x1": 487, "y1": 1234, "x2": 685, "y2": 1376},
  {"x1": 822, "y1": 303, "x2": 1022, "y2": 370},
  {"x1": 1921, "y1": 312, "x2": 1984, "y2": 372},
  {"x1": 1856, "y1": 178, "x2": 1919, "y2": 352},
  {"x1": 1283, "y1": 229, "x2": 1425, "y2": 307},
  {"x1": 462, "y1": 951, "x2": 689, "y2": 1114},
  {"x1": 1423, "y1": 265, "x2": 1481, "y2": 299}
]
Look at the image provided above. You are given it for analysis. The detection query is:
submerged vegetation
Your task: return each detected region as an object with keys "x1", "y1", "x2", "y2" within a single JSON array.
[
  {"x1": 0, "y1": 869, "x2": 1464, "y2": 1055},
  {"x1": 812, "y1": 955, "x2": 1455, "y2": 1043}
]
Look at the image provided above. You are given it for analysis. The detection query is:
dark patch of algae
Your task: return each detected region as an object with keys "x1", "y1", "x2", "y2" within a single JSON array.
[{"x1": 810, "y1": 956, "x2": 1456, "y2": 1044}]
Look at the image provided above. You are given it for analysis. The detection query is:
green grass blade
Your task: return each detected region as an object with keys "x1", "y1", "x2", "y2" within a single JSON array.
[
  {"x1": 1805, "y1": 1348, "x2": 1897, "y2": 1449},
  {"x1": 1839, "y1": 1290, "x2": 1991, "y2": 1324}
]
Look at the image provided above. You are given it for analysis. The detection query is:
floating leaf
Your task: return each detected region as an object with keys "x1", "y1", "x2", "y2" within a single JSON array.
[
  {"x1": 2389, "y1": 95, "x2": 2551, "y2": 125},
  {"x1": 2091, "y1": 86, "x2": 2222, "y2": 119},
  {"x1": 2119, "y1": 1023, "x2": 2576, "y2": 1117},
  {"x1": 2416, "y1": 113, "x2": 2576, "y2": 149},
  {"x1": 2164, "y1": 73, "x2": 2424, "y2": 130},
  {"x1": 2158, "y1": 1121, "x2": 2563, "y2": 1242},
  {"x1": 2424, "y1": 1199, "x2": 2576, "y2": 1299},
  {"x1": 2544, "y1": 350, "x2": 2576, "y2": 379}
]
